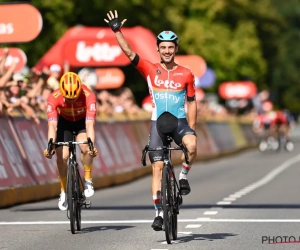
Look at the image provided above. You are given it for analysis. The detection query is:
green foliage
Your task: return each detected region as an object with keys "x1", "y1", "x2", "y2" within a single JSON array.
[{"x1": 0, "y1": 0, "x2": 299, "y2": 110}]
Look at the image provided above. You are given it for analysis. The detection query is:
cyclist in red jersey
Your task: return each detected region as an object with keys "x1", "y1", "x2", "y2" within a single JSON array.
[
  {"x1": 253, "y1": 101, "x2": 293, "y2": 151},
  {"x1": 44, "y1": 72, "x2": 98, "y2": 211},
  {"x1": 105, "y1": 10, "x2": 197, "y2": 231}
]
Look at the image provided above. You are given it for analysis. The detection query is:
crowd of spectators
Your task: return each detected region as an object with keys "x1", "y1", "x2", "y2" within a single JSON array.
[
  {"x1": 0, "y1": 47, "x2": 268, "y2": 124},
  {"x1": 0, "y1": 48, "x2": 149, "y2": 123}
]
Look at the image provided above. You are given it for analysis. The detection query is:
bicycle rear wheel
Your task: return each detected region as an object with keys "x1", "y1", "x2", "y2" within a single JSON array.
[
  {"x1": 75, "y1": 166, "x2": 81, "y2": 231},
  {"x1": 67, "y1": 163, "x2": 76, "y2": 234},
  {"x1": 162, "y1": 164, "x2": 172, "y2": 244}
]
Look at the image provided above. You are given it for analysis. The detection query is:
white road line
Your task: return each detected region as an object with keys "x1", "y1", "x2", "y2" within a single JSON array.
[
  {"x1": 196, "y1": 217, "x2": 211, "y2": 220},
  {"x1": 3, "y1": 218, "x2": 300, "y2": 225},
  {"x1": 203, "y1": 211, "x2": 218, "y2": 215},
  {"x1": 217, "y1": 201, "x2": 232, "y2": 205},
  {"x1": 223, "y1": 197, "x2": 236, "y2": 201},
  {"x1": 178, "y1": 232, "x2": 192, "y2": 235},
  {"x1": 217, "y1": 154, "x2": 300, "y2": 205},
  {"x1": 185, "y1": 224, "x2": 201, "y2": 228}
]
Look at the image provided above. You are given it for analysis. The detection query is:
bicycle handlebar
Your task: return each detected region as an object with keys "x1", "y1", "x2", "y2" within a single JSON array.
[
  {"x1": 141, "y1": 143, "x2": 189, "y2": 166},
  {"x1": 47, "y1": 137, "x2": 94, "y2": 154}
]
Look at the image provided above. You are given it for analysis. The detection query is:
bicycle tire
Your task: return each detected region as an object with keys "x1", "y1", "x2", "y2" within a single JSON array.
[
  {"x1": 68, "y1": 163, "x2": 76, "y2": 234},
  {"x1": 75, "y1": 166, "x2": 81, "y2": 231},
  {"x1": 171, "y1": 170, "x2": 178, "y2": 240},
  {"x1": 162, "y1": 164, "x2": 172, "y2": 244}
]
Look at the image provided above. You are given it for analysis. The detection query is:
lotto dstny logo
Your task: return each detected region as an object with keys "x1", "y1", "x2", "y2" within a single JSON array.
[{"x1": 262, "y1": 236, "x2": 300, "y2": 244}]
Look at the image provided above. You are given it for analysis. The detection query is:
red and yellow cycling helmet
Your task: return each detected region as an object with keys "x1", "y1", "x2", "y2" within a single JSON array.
[{"x1": 59, "y1": 72, "x2": 82, "y2": 100}]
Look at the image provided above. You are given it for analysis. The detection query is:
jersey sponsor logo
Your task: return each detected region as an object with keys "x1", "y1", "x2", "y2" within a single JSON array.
[
  {"x1": 47, "y1": 105, "x2": 52, "y2": 113},
  {"x1": 53, "y1": 92, "x2": 61, "y2": 98},
  {"x1": 173, "y1": 72, "x2": 183, "y2": 76},
  {"x1": 83, "y1": 90, "x2": 90, "y2": 97},
  {"x1": 60, "y1": 107, "x2": 86, "y2": 116},
  {"x1": 75, "y1": 102, "x2": 83, "y2": 106},
  {"x1": 90, "y1": 103, "x2": 96, "y2": 111},
  {"x1": 154, "y1": 92, "x2": 181, "y2": 103},
  {"x1": 154, "y1": 75, "x2": 182, "y2": 89},
  {"x1": 156, "y1": 69, "x2": 161, "y2": 75},
  {"x1": 76, "y1": 108, "x2": 85, "y2": 114}
]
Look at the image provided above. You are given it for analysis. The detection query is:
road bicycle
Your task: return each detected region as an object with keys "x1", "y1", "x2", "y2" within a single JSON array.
[
  {"x1": 47, "y1": 135, "x2": 93, "y2": 234},
  {"x1": 141, "y1": 136, "x2": 189, "y2": 244}
]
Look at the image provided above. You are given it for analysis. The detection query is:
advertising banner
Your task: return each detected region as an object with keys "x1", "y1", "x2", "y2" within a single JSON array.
[
  {"x1": 0, "y1": 3, "x2": 42, "y2": 43},
  {"x1": 0, "y1": 118, "x2": 34, "y2": 187}
]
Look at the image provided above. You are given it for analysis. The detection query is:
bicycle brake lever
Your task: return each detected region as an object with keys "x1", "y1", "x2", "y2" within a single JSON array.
[
  {"x1": 141, "y1": 145, "x2": 149, "y2": 166},
  {"x1": 87, "y1": 137, "x2": 94, "y2": 152},
  {"x1": 47, "y1": 138, "x2": 53, "y2": 154},
  {"x1": 180, "y1": 144, "x2": 190, "y2": 164}
]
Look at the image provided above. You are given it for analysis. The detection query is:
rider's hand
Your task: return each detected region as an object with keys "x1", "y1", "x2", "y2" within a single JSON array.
[
  {"x1": 44, "y1": 146, "x2": 55, "y2": 159},
  {"x1": 104, "y1": 10, "x2": 127, "y2": 32},
  {"x1": 89, "y1": 148, "x2": 98, "y2": 157}
]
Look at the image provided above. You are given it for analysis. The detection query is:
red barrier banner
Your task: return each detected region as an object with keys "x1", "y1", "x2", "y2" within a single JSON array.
[
  {"x1": 196, "y1": 123, "x2": 219, "y2": 156},
  {"x1": 11, "y1": 119, "x2": 58, "y2": 183},
  {"x1": 104, "y1": 123, "x2": 141, "y2": 170},
  {"x1": 91, "y1": 124, "x2": 115, "y2": 175},
  {"x1": 0, "y1": 118, "x2": 34, "y2": 187}
]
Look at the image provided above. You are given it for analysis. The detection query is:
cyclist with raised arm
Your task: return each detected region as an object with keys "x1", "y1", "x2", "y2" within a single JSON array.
[
  {"x1": 44, "y1": 72, "x2": 98, "y2": 211},
  {"x1": 105, "y1": 10, "x2": 197, "y2": 231}
]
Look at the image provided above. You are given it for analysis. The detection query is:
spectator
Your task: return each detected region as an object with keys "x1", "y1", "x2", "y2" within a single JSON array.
[{"x1": 47, "y1": 64, "x2": 61, "y2": 91}]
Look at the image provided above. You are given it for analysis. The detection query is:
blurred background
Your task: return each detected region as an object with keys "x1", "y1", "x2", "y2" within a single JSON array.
[{"x1": 1, "y1": 0, "x2": 299, "y2": 123}]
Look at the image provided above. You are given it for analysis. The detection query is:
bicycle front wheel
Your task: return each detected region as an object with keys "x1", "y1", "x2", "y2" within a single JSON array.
[
  {"x1": 67, "y1": 163, "x2": 76, "y2": 234},
  {"x1": 171, "y1": 171, "x2": 178, "y2": 240},
  {"x1": 75, "y1": 166, "x2": 81, "y2": 231},
  {"x1": 162, "y1": 164, "x2": 172, "y2": 244}
]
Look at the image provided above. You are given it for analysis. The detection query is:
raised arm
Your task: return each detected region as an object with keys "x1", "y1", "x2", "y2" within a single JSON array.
[{"x1": 104, "y1": 10, "x2": 136, "y2": 61}]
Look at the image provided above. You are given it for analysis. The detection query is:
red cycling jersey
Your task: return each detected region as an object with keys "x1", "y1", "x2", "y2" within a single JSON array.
[
  {"x1": 256, "y1": 111, "x2": 287, "y2": 126},
  {"x1": 47, "y1": 84, "x2": 97, "y2": 122},
  {"x1": 133, "y1": 55, "x2": 195, "y2": 120}
]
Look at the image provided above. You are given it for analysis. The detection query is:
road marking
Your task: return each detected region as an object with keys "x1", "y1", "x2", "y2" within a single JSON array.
[
  {"x1": 4, "y1": 218, "x2": 300, "y2": 225},
  {"x1": 223, "y1": 197, "x2": 236, "y2": 201},
  {"x1": 203, "y1": 211, "x2": 218, "y2": 215},
  {"x1": 178, "y1": 232, "x2": 192, "y2": 235},
  {"x1": 217, "y1": 154, "x2": 300, "y2": 205},
  {"x1": 196, "y1": 217, "x2": 211, "y2": 220},
  {"x1": 185, "y1": 224, "x2": 201, "y2": 228},
  {"x1": 217, "y1": 201, "x2": 231, "y2": 205}
]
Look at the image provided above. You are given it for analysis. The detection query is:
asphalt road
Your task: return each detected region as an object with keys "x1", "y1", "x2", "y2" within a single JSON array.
[{"x1": 1, "y1": 144, "x2": 300, "y2": 250}]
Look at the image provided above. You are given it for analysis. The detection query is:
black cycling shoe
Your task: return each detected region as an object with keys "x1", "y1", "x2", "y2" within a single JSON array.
[
  {"x1": 151, "y1": 216, "x2": 163, "y2": 231},
  {"x1": 179, "y1": 179, "x2": 191, "y2": 195}
]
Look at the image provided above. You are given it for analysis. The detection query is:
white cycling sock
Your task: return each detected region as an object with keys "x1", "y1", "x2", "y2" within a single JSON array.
[{"x1": 179, "y1": 162, "x2": 192, "y2": 180}]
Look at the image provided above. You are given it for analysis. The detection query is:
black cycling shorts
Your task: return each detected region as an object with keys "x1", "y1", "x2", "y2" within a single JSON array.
[
  {"x1": 148, "y1": 112, "x2": 196, "y2": 163},
  {"x1": 56, "y1": 115, "x2": 86, "y2": 148}
]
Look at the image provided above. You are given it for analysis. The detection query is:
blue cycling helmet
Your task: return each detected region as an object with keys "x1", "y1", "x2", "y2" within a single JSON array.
[{"x1": 157, "y1": 31, "x2": 179, "y2": 46}]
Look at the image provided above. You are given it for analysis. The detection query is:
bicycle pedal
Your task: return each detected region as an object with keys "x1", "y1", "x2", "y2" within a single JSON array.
[
  {"x1": 177, "y1": 196, "x2": 183, "y2": 206},
  {"x1": 85, "y1": 200, "x2": 91, "y2": 209}
]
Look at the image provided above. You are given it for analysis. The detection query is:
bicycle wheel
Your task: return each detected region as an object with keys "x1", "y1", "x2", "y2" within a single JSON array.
[
  {"x1": 162, "y1": 164, "x2": 172, "y2": 244},
  {"x1": 171, "y1": 171, "x2": 178, "y2": 240},
  {"x1": 75, "y1": 166, "x2": 81, "y2": 231},
  {"x1": 67, "y1": 163, "x2": 76, "y2": 234}
]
